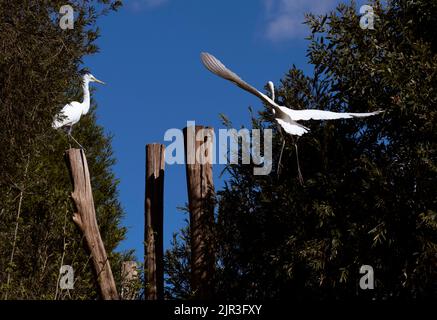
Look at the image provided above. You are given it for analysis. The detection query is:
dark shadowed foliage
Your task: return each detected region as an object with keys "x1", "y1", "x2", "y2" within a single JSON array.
[{"x1": 165, "y1": 0, "x2": 437, "y2": 300}]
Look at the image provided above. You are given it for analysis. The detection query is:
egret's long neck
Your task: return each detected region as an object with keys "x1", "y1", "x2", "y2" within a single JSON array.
[
  {"x1": 268, "y1": 82, "x2": 275, "y2": 101},
  {"x1": 81, "y1": 79, "x2": 91, "y2": 114}
]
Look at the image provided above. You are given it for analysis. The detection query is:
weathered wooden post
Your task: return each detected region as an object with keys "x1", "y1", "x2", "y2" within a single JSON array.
[
  {"x1": 145, "y1": 143, "x2": 165, "y2": 300},
  {"x1": 183, "y1": 125, "x2": 215, "y2": 299},
  {"x1": 65, "y1": 148, "x2": 119, "y2": 300}
]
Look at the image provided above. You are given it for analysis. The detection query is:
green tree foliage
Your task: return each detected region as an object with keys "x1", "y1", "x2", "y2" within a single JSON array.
[
  {"x1": 0, "y1": 0, "x2": 133, "y2": 299},
  {"x1": 164, "y1": 224, "x2": 192, "y2": 299},
  {"x1": 165, "y1": 0, "x2": 436, "y2": 300}
]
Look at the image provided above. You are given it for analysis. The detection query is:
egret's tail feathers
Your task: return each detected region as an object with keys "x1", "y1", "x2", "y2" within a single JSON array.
[
  {"x1": 276, "y1": 119, "x2": 309, "y2": 136},
  {"x1": 52, "y1": 120, "x2": 62, "y2": 129},
  {"x1": 52, "y1": 115, "x2": 70, "y2": 129}
]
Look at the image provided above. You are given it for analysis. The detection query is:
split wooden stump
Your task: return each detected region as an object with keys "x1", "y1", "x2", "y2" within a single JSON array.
[{"x1": 65, "y1": 148, "x2": 119, "y2": 300}]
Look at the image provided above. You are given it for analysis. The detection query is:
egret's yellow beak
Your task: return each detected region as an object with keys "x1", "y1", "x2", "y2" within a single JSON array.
[{"x1": 93, "y1": 77, "x2": 105, "y2": 85}]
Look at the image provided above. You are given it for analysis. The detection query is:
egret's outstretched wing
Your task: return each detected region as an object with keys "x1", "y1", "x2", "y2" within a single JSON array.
[
  {"x1": 201, "y1": 52, "x2": 275, "y2": 106},
  {"x1": 276, "y1": 119, "x2": 309, "y2": 136},
  {"x1": 277, "y1": 106, "x2": 383, "y2": 121}
]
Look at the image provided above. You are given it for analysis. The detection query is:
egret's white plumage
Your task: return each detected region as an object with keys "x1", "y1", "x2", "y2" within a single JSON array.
[
  {"x1": 52, "y1": 73, "x2": 105, "y2": 130},
  {"x1": 200, "y1": 52, "x2": 382, "y2": 136},
  {"x1": 52, "y1": 73, "x2": 105, "y2": 148},
  {"x1": 52, "y1": 101, "x2": 84, "y2": 129},
  {"x1": 276, "y1": 118, "x2": 309, "y2": 136}
]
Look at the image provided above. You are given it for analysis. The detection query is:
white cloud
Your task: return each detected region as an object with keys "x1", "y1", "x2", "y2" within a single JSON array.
[
  {"x1": 129, "y1": 0, "x2": 169, "y2": 12},
  {"x1": 263, "y1": 0, "x2": 338, "y2": 41}
]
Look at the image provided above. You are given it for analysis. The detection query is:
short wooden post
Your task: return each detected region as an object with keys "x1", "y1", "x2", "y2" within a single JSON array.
[
  {"x1": 65, "y1": 148, "x2": 119, "y2": 300},
  {"x1": 121, "y1": 261, "x2": 139, "y2": 300},
  {"x1": 145, "y1": 144, "x2": 165, "y2": 300},
  {"x1": 183, "y1": 126, "x2": 215, "y2": 299}
]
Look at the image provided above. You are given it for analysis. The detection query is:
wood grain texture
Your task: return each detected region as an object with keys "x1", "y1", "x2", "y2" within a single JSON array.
[
  {"x1": 183, "y1": 126, "x2": 215, "y2": 299},
  {"x1": 65, "y1": 148, "x2": 119, "y2": 300}
]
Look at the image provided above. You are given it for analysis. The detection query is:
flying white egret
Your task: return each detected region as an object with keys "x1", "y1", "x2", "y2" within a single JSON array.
[
  {"x1": 201, "y1": 52, "x2": 383, "y2": 183},
  {"x1": 52, "y1": 73, "x2": 105, "y2": 149},
  {"x1": 200, "y1": 52, "x2": 382, "y2": 136}
]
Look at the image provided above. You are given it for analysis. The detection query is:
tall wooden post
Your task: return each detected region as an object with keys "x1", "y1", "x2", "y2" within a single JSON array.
[
  {"x1": 145, "y1": 144, "x2": 165, "y2": 300},
  {"x1": 183, "y1": 125, "x2": 215, "y2": 299},
  {"x1": 65, "y1": 148, "x2": 119, "y2": 300}
]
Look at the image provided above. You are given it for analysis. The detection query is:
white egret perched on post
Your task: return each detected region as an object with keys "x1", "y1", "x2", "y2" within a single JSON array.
[
  {"x1": 200, "y1": 52, "x2": 383, "y2": 182},
  {"x1": 52, "y1": 73, "x2": 105, "y2": 149}
]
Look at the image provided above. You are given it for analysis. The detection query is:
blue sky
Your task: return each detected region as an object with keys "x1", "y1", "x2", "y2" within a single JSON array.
[{"x1": 83, "y1": 0, "x2": 367, "y2": 259}]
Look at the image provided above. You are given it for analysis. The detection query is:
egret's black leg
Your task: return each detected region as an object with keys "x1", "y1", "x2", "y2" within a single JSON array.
[
  {"x1": 277, "y1": 139, "x2": 286, "y2": 177},
  {"x1": 69, "y1": 135, "x2": 85, "y2": 151},
  {"x1": 276, "y1": 124, "x2": 285, "y2": 176},
  {"x1": 67, "y1": 126, "x2": 85, "y2": 151},
  {"x1": 66, "y1": 126, "x2": 72, "y2": 149},
  {"x1": 294, "y1": 137, "x2": 304, "y2": 185}
]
